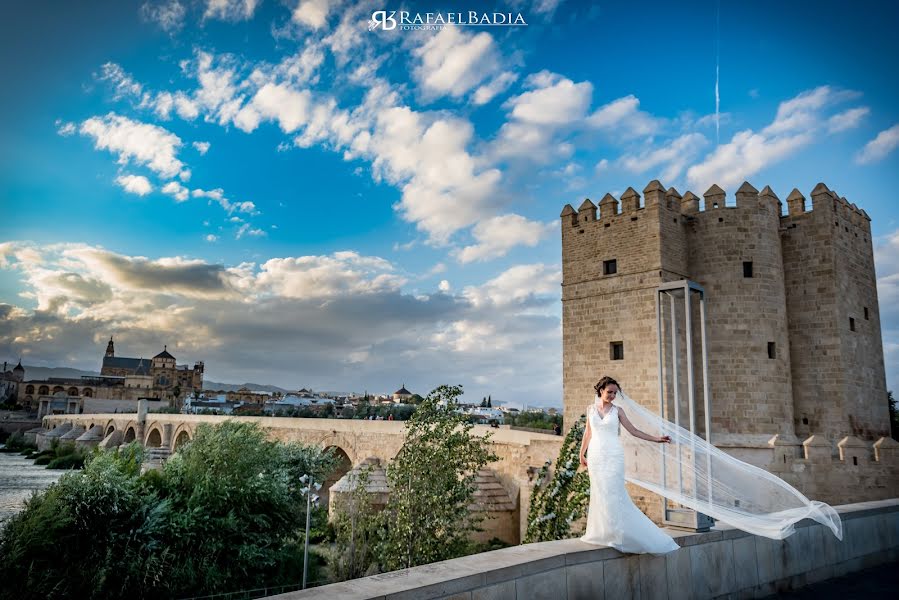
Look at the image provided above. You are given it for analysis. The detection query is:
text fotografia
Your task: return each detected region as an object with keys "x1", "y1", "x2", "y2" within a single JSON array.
[{"x1": 369, "y1": 11, "x2": 528, "y2": 31}]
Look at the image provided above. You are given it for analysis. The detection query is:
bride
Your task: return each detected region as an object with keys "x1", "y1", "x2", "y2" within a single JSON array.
[
  {"x1": 579, "y1": 376, "x2": 679, "y2": 554},
  {"x1": 577, "y1": 375, "x2": 844, "y2": 554}
]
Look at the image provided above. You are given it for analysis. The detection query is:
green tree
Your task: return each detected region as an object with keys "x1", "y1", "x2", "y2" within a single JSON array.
[
  {"x1": 487, "y1": 395, "x2": 492, "y2": 408},
  {"x1": 378, "y1": 385, "x2": 498, "y2": 571},
  {"x1": 326, "y1": 466, "x2": 382, "y2": 582},
  {"x1": 524, "y1": 414, "x2": 590, "y2": 543},
  {"x1": 0, "y1": 422, "x2": 338, "y2": 599},
  {"x1": 480, "y1": 398, "x2": 487, "y2": 407}
]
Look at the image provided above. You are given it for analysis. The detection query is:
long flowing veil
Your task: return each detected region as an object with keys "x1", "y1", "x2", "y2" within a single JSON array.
[{"x1": 613, "y1": 390, "x2": 842, "y2": 540}]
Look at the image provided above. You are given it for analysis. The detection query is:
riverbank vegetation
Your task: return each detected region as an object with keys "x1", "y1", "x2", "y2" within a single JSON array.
[
  {"x1": 1, "y1": 432, "x2": 86, "y2": 469},
  {"x1": 0, "y1": 386, "x2": 508, "y2": 597},
  {"x1": 0, "y1": 421, "x2": 337, "y2": 600}
]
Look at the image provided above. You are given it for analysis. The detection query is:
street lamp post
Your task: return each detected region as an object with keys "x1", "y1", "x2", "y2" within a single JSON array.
[{"x1": 299, "y1": 474, "x2": 321, "y2": 590}]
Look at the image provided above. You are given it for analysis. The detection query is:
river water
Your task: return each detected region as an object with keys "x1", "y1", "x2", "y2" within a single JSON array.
[{"x1": 0, "y1": 451, "x2": 65, "y2": 524}]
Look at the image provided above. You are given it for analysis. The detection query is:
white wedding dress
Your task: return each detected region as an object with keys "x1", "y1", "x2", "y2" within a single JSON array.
[{"x1": 580, "y1": 404, "x2": 679, "y2": 554}]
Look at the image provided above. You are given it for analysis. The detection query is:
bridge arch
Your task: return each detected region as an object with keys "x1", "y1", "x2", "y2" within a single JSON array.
[
  {"x1": 123, "y1": 424, "x2": 137, "y2": 443},
  {"x1": 172, "y1": 425, "x2": 192, "y2": 452},
  {"x1": 145, "y1": 426, "x2": 163, "y2": 448},
  {"x1": 321, "y1": 446, "x2": 353, "y2": 507}
]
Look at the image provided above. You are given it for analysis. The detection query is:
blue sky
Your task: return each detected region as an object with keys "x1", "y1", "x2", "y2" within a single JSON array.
[{"x1": 2, "y1": 0, "x2": 898, "y2": 407}]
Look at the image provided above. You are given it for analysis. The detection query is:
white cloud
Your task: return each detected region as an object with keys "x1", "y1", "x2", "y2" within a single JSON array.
[
  {"x1": 619, "y1": 133, "x2": 707, "y2": 182},
  {"x1": 55, "y1": 120, "x2": 76, "y2": 136},
  {"x1": 413, "y1": 28, "x2": 501, "y2": 102},
  {"x1": 115, "y1": 174, "x2": 153, "y2": 196},
  {"x1": 161, "y1": 181, "x2": 189, "y2": 202},
  {"x1": 235, "y1": 224, "x2": 267, "y2": 239},
  {"x1": 205, "y1": 234, "x2": 219, "y2": 242},
  {"x1": 292, "y1": 0, "x2": 335, "y2": 29},
  {"x1": 438, "y1": 279, "x2": 451, "y2": 292},
  {"x1": 856, "y1": 124, "x2": 899, "y2": 165},
  {"x1": 141, "y1": 1, "x2": 186, "y2": 33},
  {"x1": 174, "y1": 93, "x2": 200, "y2": 120},
  {"x1": 462, "y1": 263, "x2": 560, "y2": 308},
  {"x1": 762, "y1": 86, "x2": 859, "y2": 136},
  {"x1": 203, "y1": 0, "x2": 260, "y2": 21},
  {"x1": 97, "y1": 62, "x2": 143, "y2": 99},
  {"x1": 595, "y1": 158, "x2": 609, "y2": 172},
  {"x1": 827, "y1": 107, "x2": 869, "y2": 133},
  {"x1": 79, "y1": 113, "x2": 185, "y2": 179},
  {"x1": 587, "y1": 95, "x2": 662, "y2": 137},
  {"x1": 189, "y1": 188, "x2": 257, "y2": 215},
  {"x1": 237, "y1": 82, "x2": 311, "y2": 133},
  {"x1": 687, "y1": 86, "x2": 860, "y2": 190},
  {"x1": 473, "y1": 72, "x2": 518, "y2": 105},
  {"x1": 505, "y1": 71, "x2": 592, "y2": 125},
  {"x1": 256, "y1": 252, "x2": 403, "y2": 299},
  {"x1": 455, "y1": 215, "x2": 556, "y2": 264},
  {"x1": 532, "y1": 0, "x2": 564, "y2": 15},
  {"x1": 193, "y1": 141, "x2": 211, "y2": 155}
]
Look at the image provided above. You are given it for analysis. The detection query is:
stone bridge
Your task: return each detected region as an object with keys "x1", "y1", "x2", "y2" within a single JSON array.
[{"x1": 37, "y1": 411, "x2": 562, "y2": 543}]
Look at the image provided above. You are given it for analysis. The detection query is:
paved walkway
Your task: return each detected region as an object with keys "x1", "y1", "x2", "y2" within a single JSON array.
[{"x1": 763, "y1": 562, "x2": 899, "y2": 598}]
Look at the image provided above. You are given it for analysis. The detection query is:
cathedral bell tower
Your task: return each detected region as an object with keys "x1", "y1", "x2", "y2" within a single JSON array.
[{"x1": 105, "y1": 336, "x2": 115, "y2": 358}]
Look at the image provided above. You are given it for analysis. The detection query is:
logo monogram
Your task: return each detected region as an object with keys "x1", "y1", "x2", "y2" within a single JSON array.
[{"x1": 369, "y1": 10, "x2": 397, "y2": 31}]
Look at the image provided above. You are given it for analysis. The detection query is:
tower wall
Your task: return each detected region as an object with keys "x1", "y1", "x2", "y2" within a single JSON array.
[
  {"x1": 686, "y1": 185, "x2": 795, "y2": 439},
  {"x1": 781, "y1": 186, "x2": 845, "y2": 443},
  {"x1": 560, "y1": 180, "x2": 895, "y2": 506},
  {"x1": 560, "y1": 182, "x2": 688, "y2": 430},
  {"x1": 829, "y1": 191, "x2": 889, "y2": 438}
]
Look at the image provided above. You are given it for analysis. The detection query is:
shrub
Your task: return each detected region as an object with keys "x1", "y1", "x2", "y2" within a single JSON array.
[{"x1": 46, "y1": 452, "x2": 85, "y2": 470}]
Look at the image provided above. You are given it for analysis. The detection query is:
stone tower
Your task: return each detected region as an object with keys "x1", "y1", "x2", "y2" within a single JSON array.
[
  {"x1": 560, "y1": 180, "x2": 896, "y2": 505},
  {"x1": 105, "y1": 336, "x2": 115, "y2": 358}
]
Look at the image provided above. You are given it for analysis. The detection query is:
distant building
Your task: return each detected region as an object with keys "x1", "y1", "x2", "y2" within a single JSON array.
[
  {"x1": 14, "y1": 338, "x2": 204, "y2": 415},
  {"x1": 392, "y1": 384, "x2": 413, "y2": 403},
  {"x1": 0, "y1": 360, "x2": 25, "y2": 403},
  {"x1": 102, "y1": 338, "x2": 203, "y2": 392}
]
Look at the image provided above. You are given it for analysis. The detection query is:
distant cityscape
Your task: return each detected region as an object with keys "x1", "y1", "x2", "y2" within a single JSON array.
[{"x1": 0, "y1": 339, "x2": 560, "y2": 425}]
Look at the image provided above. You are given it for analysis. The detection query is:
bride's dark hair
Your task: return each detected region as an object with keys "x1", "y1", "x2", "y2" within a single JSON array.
[{"x1": 594, "y1": 376, "x2": 620, "y2": 394}]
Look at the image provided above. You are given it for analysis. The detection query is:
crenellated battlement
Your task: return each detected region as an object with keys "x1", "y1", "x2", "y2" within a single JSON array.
[{"x1": 560, "y1": 180, "x2": 872, "y2": 231}]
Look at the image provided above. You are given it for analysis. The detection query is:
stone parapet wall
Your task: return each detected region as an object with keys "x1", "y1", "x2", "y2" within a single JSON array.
[{"x1": 269, "y1": 499, "x2": 899, "y2": 600}]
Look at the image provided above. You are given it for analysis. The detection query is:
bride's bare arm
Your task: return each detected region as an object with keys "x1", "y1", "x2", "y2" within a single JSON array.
[
  {"x1": 579, "y1": 417, "x2": 591, "y2": 466},
  {"x1": 618, "y1": 407, "x2": 670, "y2": 443}
]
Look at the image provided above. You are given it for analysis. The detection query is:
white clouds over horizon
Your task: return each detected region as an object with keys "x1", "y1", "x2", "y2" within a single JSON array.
[
  {"x1": 455, "y1": 215, "x2": 556, "y2": 264},
  {"x1": 0, "y1": 241, "x2": 562, "y2": 404}
]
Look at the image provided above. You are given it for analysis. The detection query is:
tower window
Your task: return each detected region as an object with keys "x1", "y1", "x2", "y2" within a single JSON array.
[
  {"x1": 603, "y1": 259, "x2": 617, "y2": 275},
  {"x1": 849, "y1": 318, "x2": 855, "y2": 332},
  {"x1": 767, "y1": 342, "x2": 776, "y2": 359},
  {"x1": 743, "y1": 262, "x2": 753, "y2": 278},
  {"x1": 610, "y1": 342, "x2": 624, "y2": 361},
  {"x1": 864, "y1": 307, "x2": 869, "y2": 320}
]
